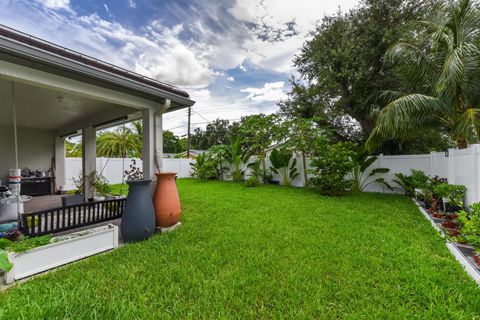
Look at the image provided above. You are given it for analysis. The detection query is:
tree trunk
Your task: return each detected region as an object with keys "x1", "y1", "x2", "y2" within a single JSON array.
[
  {"x1": 261, "y1": 155, "x2": 267, "y2": 183},
  {"x1": 302, "y1": 151, "x2": 308, "y2": 185},
  {"x1": 456, "y1": 138, "x2": 468, "y2": 149}
]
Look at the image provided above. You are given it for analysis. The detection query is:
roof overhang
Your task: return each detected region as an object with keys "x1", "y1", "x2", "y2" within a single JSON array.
[{"x1": 0, "y1": 25, "x2": 195, "y2": 111}]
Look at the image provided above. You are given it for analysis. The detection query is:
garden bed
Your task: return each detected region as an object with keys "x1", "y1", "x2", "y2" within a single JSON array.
[
  {"x1": 414, "y1": 200, "x2": 480, "y2": 285},
  {"x1": 3, "y1": 224, "x2": 118, "y2": 284}
]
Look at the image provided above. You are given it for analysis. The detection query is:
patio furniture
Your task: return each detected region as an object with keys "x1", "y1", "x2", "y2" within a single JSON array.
[
  {"x1": 20, "y1": 177, "x2": 53, "y2": 196},
  {"x1": 61, "y1": 194, "x2": 85, "y2": 207}
]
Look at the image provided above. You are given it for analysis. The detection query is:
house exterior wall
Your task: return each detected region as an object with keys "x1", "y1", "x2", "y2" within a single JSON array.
[{"x1": 0, "y1": 125, "x2": 54, "y2": 184}]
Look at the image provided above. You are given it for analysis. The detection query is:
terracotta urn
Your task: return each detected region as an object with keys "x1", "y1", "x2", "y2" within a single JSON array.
[{"x1": 153, "y1": 172, "x2": 181, "y2": 228}]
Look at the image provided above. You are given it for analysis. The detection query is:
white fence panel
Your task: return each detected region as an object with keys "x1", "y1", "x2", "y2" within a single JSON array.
[
  {"x1": 163, "y1": 159, "x2": 193, "y2": 178},
  {"x1": 66, "y1": 157, "x2": 194, "y2": 190},
  {"x1": 64, "y1": 144, "x2": 480, "y2": 207},
  {"x1": 449, "y1": 147, "x2": 479, "y2": 205}
]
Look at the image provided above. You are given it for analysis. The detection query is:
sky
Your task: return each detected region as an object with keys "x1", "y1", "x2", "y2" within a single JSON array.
[{"x1": 0, "y1": 0, "x2": 359, "y2": 135}]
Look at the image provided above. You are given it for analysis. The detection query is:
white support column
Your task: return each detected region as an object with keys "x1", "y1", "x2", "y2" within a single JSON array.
[
  {"x1": 154, "y1": 111, "x2": 164, "y2": 172},
  {"x1": 54, "y1": 136, "x2": 66, "y2": 193},
  {"x1": 142, "y1": 108, "x2": 155, "y2": 183},
  {"x1": 82, "y1": 126, "x2": 96, "y2": 200}
]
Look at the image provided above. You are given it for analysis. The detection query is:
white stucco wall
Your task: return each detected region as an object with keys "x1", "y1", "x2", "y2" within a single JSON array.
[{"x1": 0, "y1": 125, "x2": 54, "y2": 184}]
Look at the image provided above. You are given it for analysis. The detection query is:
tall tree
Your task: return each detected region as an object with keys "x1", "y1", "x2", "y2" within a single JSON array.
[
  {"x1": 163, "y1": 130, "x2": 183, "y2": 153},
  {"x1": 65, "y1": 140, "x2": 82, "y2": 157},
  {"x1": 282, "y1": 0, "x2": 435, "y2": 143},
  {"x1": 97, "y1": 127, "x2": 141, "y2": 158},
  {"x1": 191, "y1": 119, "x2": 240, "y2": 150},
  {"x1": 369, "y1": 0, "x2": 480, "y2": 149},
  {"x1": 239, "y1": 114, "x2": 277, "y2": 183},
  {"x1": 278, "y1": 117, "x2": 329, "y2": 184}
]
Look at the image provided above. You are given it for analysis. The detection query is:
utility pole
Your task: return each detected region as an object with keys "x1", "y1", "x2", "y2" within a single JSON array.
[{"x1": 186, "y1": 106, "x2": 191, "y2": 158}]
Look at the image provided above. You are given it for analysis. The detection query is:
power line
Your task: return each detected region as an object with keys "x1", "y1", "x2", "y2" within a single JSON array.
[{"x1": 192, "y1": 110, "x2": 210, "y2": 123}]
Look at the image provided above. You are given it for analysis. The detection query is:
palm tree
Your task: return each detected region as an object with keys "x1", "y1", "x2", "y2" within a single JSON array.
[
  {"x1": 368, "y1": 0, "x2": 480, "y2": 149},
  {"x1": 97, "y1": 126, "x2": 141, "y2": 158}
]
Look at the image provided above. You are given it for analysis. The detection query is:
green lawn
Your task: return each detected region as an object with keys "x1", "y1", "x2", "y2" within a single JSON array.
[{"x1": 1, "y1": 180, "x2": 480, "y2": 319}]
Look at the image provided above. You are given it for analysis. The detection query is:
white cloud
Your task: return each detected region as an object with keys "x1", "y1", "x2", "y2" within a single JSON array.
[
  {"x1": 226, "y1": 76, "x2": 234, "y2": 82},
  {"x1": 241, "y1": 82, "x2": 287, "y2": 102},
  {"x1": 228, "y1": 0, "x2": 360, "y2": 73},
  {"x1": 0, "y1": 4, "x2": 213, "y2": 87},
  {"x1": 36, "y1": 0, "x2": 70, "y2": 10},
  {"x1": 128, "y1": 0, "x2": 136, "y2": 8}
]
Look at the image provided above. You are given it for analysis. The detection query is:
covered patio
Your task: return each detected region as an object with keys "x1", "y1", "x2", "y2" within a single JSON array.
[{"x1": 0, "y1": 25, "x2": 194, "y2": 235}]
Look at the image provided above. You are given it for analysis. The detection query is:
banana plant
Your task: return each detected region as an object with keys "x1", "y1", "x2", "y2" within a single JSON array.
[
  {"x1": 349, "y1": 148, "x2": 392, "y2": 192},
  {"x1": 226, "y1": 136, "x2": 250, "y2": 181},
  {"x1": 269, "y1": 149, "x2": 299, "y2": 186}
]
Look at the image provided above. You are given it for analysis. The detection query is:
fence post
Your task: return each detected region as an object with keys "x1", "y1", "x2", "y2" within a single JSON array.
[
  {"x1": 378, "y1": 154, "x2": 383, "y2": 192},
  {"x1": 429, "y1": 151, "x2": 435, "y2": 176},
  {"x1": 472, "y1": 145, "x2": 480, "y2": 204},
  {"x1": 448, "y1": 148, "x2": 456, "y2": 184}
]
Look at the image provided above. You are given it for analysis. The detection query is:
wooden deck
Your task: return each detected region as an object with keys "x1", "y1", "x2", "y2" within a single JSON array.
[{"x1": 24, "y1": 195, "x2": 63, "y2": 213}]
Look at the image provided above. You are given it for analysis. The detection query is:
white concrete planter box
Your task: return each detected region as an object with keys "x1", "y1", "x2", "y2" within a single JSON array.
[{"x1": 3, "y1": 224, "x2": 118, "y2": 284}]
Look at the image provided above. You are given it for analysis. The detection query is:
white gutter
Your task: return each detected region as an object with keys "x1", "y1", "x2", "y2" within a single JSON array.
[{"x1": 154, "y1": 99, "x2": 171, "y2": 172}]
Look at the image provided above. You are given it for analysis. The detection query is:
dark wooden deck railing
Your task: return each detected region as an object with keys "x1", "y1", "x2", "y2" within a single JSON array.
[{"x1": 21, "y1": 198, "x2": 126, "y2": 237}]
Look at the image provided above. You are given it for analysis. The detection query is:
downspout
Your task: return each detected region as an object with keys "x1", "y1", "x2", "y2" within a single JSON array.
[{"x1": 154, "y1": 99, "x2": 171, "y2": 172}]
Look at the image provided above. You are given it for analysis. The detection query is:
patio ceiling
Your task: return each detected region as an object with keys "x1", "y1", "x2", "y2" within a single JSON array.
[{"x1": 0, "y1": 77, "x2": 138, "y2": 133}]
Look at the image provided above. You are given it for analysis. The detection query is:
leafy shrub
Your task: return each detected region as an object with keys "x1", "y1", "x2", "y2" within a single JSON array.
[
  {"x1": 72, "y1": 171, "x2": 111, "y2": 196},
  {"x1": 393, "y1": 173, "x2": 416, "y2": 196},
  {"x1": 457, "y1": 203, "x2": 480, "y2": 248},
  {"x1": 245, "y1": 176, "x2": 260, "y2": 188},
  {"x1": 269, "y1": 149, "x2": 299, "y2": 186},
  {"x1": 410, "y1": 170, "x2": 431, "y2": 190},
  {"x1": 308, "y1": 142, "x2": 355, "y2": 195},
  {"x1": 190, "y1": 153, "x2": 214, "y2": 182},
  {"x1": 434, "y1": 184, "x2": 467, "y2": 209}
]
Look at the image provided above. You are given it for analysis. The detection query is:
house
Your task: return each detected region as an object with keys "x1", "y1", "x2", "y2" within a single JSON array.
[
  {"x1": 0, "y1": 25, "x2": 194, "y2": 201},
  {"x1": 176, "y1": 150, "x2": 207, "y2": 160}
]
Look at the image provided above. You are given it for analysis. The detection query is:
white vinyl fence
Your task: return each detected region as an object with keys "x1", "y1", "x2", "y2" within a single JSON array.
[
  {"x1": 65, "y1": 158, "x2": 193, "y2": 190},
  {"x1": 66, "y1": 144, "x2": 480, "y2": 207}
]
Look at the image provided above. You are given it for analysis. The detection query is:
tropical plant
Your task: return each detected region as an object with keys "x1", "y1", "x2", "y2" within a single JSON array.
[
  {"x1": 349, "y1": 148, "x2": 392, "y2": 192},
  {"x1": 393, "y1": 172, "x2": 416, "y2": 196},
  {"x1": 369, "y1": 0, "x2": 480, "y2": 149},
  {"x1": 239, "y1": 114, "x2": 278, "y2": 183},
  {"x1": 190, "y1": 153, "x2": 214, "y2": 182},
  {"x1": 226, "y1": 136, "x2": 250, "y2": 182},
  {"x1": 269, "y1": 149, "x2": 299, "y2": 187},
  {"x1": 65, "y1": 140, "x2": 82, "y2": 157},
  {"x1": 409, "y1": 170, "x2": 431, "y2": 190},
  {"x1": 245, "y1": 176, "x2": 260, "y2": 188},
  {"x1": 308, "y1": 142, "x2": 355, "y2": 195},
  {"x1": 434, "y1": 183, "x2": 467, "y2": 209},
  {"x1": 97, "y1": 125, "x2": 142, "y2": 158},
  {"x1": 457, "y1": 203, "x2": 480, "y2": 248},
  {"x1": 278, "y1": 117, "x2": 329, "y2": 184},
  {"x1": 208, "y1": 144, "x2": 229, "y2": 180}
]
